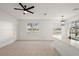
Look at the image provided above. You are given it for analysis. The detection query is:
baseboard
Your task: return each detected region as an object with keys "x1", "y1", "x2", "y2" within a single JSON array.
[{"x1": 16, "y1": 39, "x2": 54, "y2": 41}]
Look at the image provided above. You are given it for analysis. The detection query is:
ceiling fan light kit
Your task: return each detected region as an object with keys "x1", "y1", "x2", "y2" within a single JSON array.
[{"x1": 24, "y1": 11, "x2": 28, "y2": 14}]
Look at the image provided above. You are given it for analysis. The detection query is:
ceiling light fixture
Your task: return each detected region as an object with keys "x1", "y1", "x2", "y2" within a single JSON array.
[
  {"x1": 61, "y1": 15, "x2": 65, "y2": 26},
  {"x1": 23, "y1": 11, "x2": 28, "y2": 14},
  {"x1": 14, "y1": 3, "x2": 34, "y2": 14}
]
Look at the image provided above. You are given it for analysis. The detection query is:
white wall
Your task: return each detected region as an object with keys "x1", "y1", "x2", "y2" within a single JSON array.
[
  {"x1": 0, "y1": 11, "x2": 17, "y2": 48},
  {"x1": 18, "y1": 19, "x2": 53, "y2": 40}
]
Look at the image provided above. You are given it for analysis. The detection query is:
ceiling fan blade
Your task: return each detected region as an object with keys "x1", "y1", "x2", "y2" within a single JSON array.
[
  {"x1": 19, "y1": 3, "x2": 25, "y2": 9},
  {"x1": 26, "y1": 6, "x2": 34, "y2": 10},
  {"x1": 26, "y1": 10, "x2": 34, "y2": 14},
  {"x1": 14, "y1": 8, "x2": 23, "y2": 10}
]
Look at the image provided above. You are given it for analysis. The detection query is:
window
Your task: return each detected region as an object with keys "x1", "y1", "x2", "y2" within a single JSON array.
[{"x1": 27, "y1": 22, "x2": 39, "y2": 32}]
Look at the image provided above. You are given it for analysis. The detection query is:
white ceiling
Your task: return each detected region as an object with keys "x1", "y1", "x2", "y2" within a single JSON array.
[{"x1": 0, "y1": 3, "x2": 79, "y2": 20}]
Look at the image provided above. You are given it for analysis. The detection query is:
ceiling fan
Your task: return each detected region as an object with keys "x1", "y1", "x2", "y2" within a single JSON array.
[{"x1": 14, "y1": 3, "x2": 34, "y2": 14}]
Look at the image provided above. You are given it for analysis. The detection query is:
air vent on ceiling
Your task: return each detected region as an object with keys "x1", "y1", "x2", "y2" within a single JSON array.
[{"x1": 73, "y1": 8, "x2": 79, "y2": 11}]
